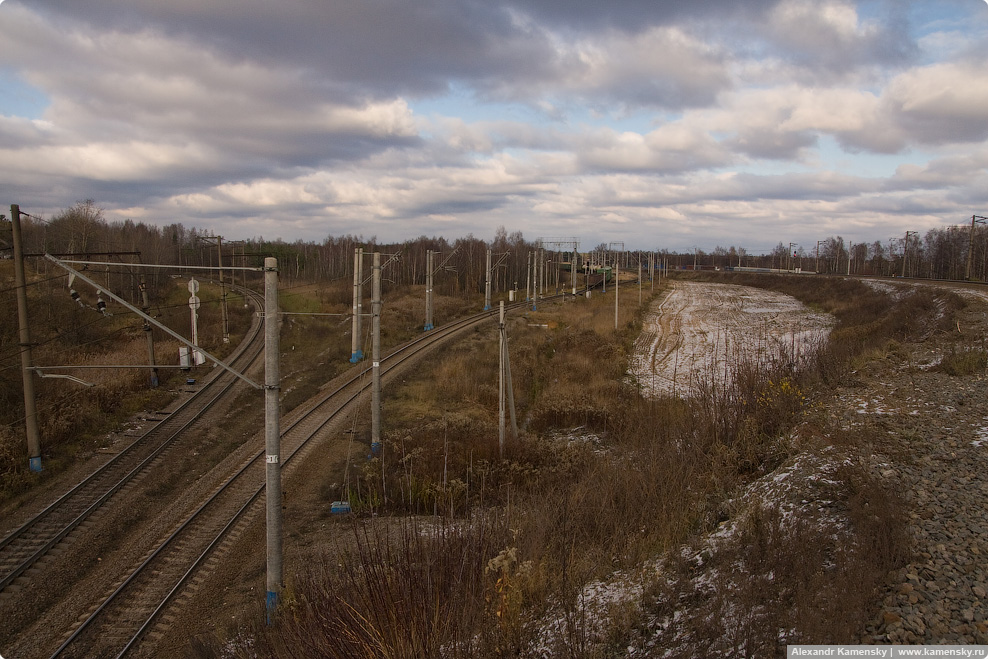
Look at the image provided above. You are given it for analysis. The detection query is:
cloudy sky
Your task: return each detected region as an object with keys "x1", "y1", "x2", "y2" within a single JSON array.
[{"x1": 1, "y1": 0, "x2": 987, "y2": 253}]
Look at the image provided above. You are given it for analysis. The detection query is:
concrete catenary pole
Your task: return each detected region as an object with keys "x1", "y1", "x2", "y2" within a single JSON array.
[
  {"x1": 901, "y1": 234, "x2": 907, "y2": 278},
  {"x1": 534, "y1": 249, "x2": 539, "y2": 302},
  {"x1": 371, "y1": 252, "x2": 382, "y2": 454},
  {"x1": 498, "y1": 301, "x2": 505, "y2": 457},
  {"x1": 264, "y1": 256, "x2": 282, "y2": 619},
  {"x1": 536, "y1": 249, "x2": 542, "y2": 301},
  {"x1": 350, "y1": 247, "x2": 363, "y2": 362},
  {"x1": 484, "y1": 248, "x2": 492, "y2": 311},
  {"x1": 572, "y1": 247, "x2": 578, "y2": 296},
  {"x1": 967, "y1": 216, "x2": 976, "y2": 281},
  {"x1": 218, "y1": 236, "x2": 230, "y2": 343},
  {"x1": 11, "y1": 205, "x2": 42, "y2": 472},
  {"x1": 139, "y1": 275, "x2": 159, "y2": 387},
  {"x1": 526, "y1": 251, "x2": 531, "y2": 302},
  {"x1": 903, "y1": 231, "x2": 917, "y2": 278},
  {"x1": 541, "y1": 251, "x2": 546, "y2": 300},
  {"x1": 502, "y1": 301, "x2": 518, "y2": 440},
  {"x1": 614, "y1": 255, "x2": 620, "y2": 330},
  {"x1": 424, "y1": 249, "x2": 434, "y2": 331}
]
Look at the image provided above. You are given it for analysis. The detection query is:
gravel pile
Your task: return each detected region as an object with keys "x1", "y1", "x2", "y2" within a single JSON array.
[
  {"x1": 857, "y1": 378, "x2": 988, "y2": 644},
  {"x1": 835, "y1": 292, "x2": 988, "y2": 644}
]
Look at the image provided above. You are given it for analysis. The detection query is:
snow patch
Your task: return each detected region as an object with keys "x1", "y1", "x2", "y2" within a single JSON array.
[{"x1": 629, "y1": 282, "x2": 833, "y2": 399}]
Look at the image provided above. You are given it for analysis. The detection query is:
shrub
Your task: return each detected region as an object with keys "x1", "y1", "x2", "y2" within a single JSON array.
[{"x1": 938, "y1": 346, "x2": 988, "y2": 376}]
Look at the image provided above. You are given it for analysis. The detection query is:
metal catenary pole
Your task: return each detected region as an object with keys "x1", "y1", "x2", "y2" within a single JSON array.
[
  {"x1": 264, "y1": 256, "x2": 283, "y2": 620},
  {"x1": 11, "y1": 205, "x2": 42, "y2": 472},
  {"x1": 371, "y1": 252, "x2": 382, "y2": 454}
]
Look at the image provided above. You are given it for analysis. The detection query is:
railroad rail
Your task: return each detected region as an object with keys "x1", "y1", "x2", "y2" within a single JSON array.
[
  {"x1": 48, "y1": 297, "x2": 540, "y2": 658},
  {"x1": 0, "y1": 284, "x2": 266, "y2": 596}
]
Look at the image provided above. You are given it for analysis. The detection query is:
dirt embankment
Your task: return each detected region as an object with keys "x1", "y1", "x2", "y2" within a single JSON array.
[{"x1": 627, "y1": 278, "x2": 988, "y2": 647}]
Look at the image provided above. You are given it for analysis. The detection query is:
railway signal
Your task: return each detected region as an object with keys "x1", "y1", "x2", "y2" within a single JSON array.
[{"x1": 188, "y1": 278, "x2": 205, "y2": 365}]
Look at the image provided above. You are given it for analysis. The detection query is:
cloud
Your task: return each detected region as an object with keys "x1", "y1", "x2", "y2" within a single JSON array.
[
  {"x1": 762, "y1": 0, "x2": 918, "y2": 75},
  {"x1": 0, "y1": 0, "x2": 986, "y2": 251},
  {"x1": 13, "y1": 0, "x2": 560, "y2": 98},
  {"x1": 502, "y1": 0, "x2": 780, "y2": 32},
  {"x1": 473, "y1": 25, "x2": 732, "y2": 112},
  {"x1": 884, "y1": 60, "x2": 988, "y2": 145},
  {"x1": 575, "y1": 123, "x2": 731, "y2": 173}
]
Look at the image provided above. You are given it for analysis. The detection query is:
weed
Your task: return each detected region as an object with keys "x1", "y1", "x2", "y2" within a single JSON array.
[
  {"x1": 233, "y1": 515, "x2": 516, "y2": 659},
  {"x1": 938, "y1": 346, "x2": 988, "y2": 376},
  {"x1": 210, "y1": 272, "x2": 945, "y2": 657}
]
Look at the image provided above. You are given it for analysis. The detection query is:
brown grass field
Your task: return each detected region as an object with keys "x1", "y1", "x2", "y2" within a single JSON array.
[{"x1": 197, "y1": 272, "x2": 959, "y2": 658}]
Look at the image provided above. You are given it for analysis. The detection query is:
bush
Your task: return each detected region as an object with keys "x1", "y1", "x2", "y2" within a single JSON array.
[{"x1": 938, "y1": 346, "x2": 988, "y2": 376}]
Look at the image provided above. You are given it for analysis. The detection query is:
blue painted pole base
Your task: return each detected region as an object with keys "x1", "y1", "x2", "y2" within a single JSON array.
[
  {"x1": 483, "y1": 305, "x2": 490, "y2": 311},
  {"x1": 371, "y1": 441, "x2": 382, "y2": 456},
  {"x1": 29, "y1": 456, "x2": 42, "y2": 472},
  {"x1": 349, "y1": 350, "x2": 364, "y2": 363},
  {"x1": 266, "y1": 590, "x2": 279, "y2": 625},
  {"x1": 423, "y1": 323, "x2": 434, "y2": 331}
]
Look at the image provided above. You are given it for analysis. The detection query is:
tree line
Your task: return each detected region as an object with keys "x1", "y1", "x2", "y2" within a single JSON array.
[
  {"x1": 7, "y1": 203, "x2": 988, "y2": 302},
  {"x1": 651, "y1": 226, "x2": 988, "y2": 280}
]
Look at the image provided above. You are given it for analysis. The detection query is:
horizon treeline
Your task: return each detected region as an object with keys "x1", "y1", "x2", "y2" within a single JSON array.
[{"x1": 7, "y1": 203, "x2": 988, "y2": 302}]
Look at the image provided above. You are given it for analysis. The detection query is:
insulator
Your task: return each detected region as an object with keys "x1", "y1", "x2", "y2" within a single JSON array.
[
  {"x1": 96, "y1": 298, "x2": 107, "y2": 315},
  {"x1": 70, "y1": 289, "x2": 84, "y2": 307}
]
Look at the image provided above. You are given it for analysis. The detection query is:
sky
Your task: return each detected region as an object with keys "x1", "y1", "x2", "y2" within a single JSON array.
[{"x1": 1, "y1": 0, "x2": 987, "y2": 253}]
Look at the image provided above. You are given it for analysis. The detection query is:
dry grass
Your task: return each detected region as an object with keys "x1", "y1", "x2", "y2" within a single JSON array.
[
  {"x1": 937, "y1": 346, "x2": 988, "y2": 376},
  {"x1": 201, "y1": 274, "x2": 947, "y2": 657},
  {"x1": 0, "y1": 278, "x2": 252, "y2": 500},
  {"x1": 639, "y1": 458, "x2": 908, "y2": 657}
]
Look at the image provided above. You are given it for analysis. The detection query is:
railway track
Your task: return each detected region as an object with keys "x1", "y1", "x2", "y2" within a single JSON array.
[
  {"x1": 0, "y1": 284, "x2": 265, "y2": 598},
  {"x1": 45, "y1": 297, "x2": 542, "y2": 658}
]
